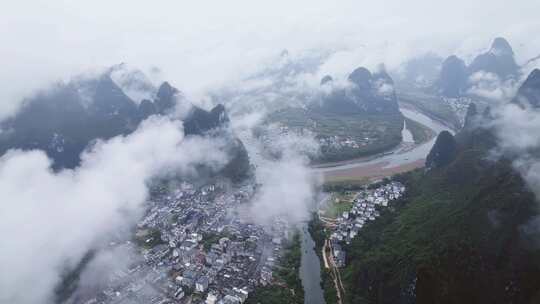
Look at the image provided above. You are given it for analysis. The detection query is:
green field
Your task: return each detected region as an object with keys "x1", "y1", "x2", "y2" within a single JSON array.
[
  {"x1": 405, "y1": 117, "x2": 436, "y2": 144},
  {"x1": 266, "y1": 108, "x2": 404, "y2": 163},
  {"x1": 322, "y1": 192, "x2": 357, "y2": 219}
]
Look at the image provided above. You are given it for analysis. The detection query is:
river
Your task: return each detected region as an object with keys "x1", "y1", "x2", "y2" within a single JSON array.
[
  {"x1": 299, "y1": 223, "x2": 326, "y2": 304},
  {"x1": 300, "y1": 105, "x2": 454, "y2": 302},
  {"x1": 314, "y1": 106, "x2": 454, "y2": 175}
]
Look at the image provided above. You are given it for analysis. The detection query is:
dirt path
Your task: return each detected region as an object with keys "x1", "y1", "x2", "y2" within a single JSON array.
[
  {"x1": 329, "y1": 254, "x2": 343, "y2": 304},
  {"x1": 322, "y1": 239, "x2": 330, "y2": 269},
  {"x1": 323, "y1": 238, "x2": 346, "y2": 304},
  {"x1": 318, "y1": 201, "x2": 346, "y2": 304}
]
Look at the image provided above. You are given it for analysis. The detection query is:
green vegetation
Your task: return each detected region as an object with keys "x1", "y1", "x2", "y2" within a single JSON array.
[
  {"x1": 426, "y1": 130, "x2": 457, "y2": 168},
  {"x1": 322, "y1": 177, "x2": 396, "y2": 192},
  {"x1": 323, "y1": 180, "x2": 371, "y2": 192},
  {"x1": 190, "y1": 292, "x2": 204, "y2": 301},
  {"x1": 323, "y1": 177, "x2": 374, "y2": 189},
  {"x1": 320, "y1": 266, "x2": 339, "y2": 304},
  {"x1": 308, "y1": 213, "x2": 328, "y2": 248},
  {"x1": 322, "y1": 192, "x2": 356, "y2": 219},
  {"x1": 246, "y1": 233, "x2": 304, "y2": 304},
  {"x1": 267, "y1": 108, "x2": 404, "y2": 163},
  {"x1": 54, "y1": 251, "x2": 96, "y2": 303},
  {"x1": 134, "y1": 228, "x2": 165, "y2": 248},
  {"x1": 404, "y1": 117, "x2": 435, "y2": 144},
  {"x1": 308, "y1": 215, "x2": 339, "y2": 304},
  {"x1": 201, "y1": 232, "x2": 235, "y2": 251},
  {"x1": 398, "y1": 90, "x2": 460, "y2": 129},
  {"x1": 334, "y1": 129, "x2": 540, "y2": 303},
  {"x1": 326, "y1": 201, "x2": 353, "y2": 219},
  {"x1": 245, "y1": 285, "x2": 298, "y2": 304}
]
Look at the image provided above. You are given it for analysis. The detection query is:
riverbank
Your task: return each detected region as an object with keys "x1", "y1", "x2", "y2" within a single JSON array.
[
  {"x1": 311, "y1": 179, "x2": 410, "y2": 304},
  {"x1": 306, "y1": 102, "x2": 457, "y2": 302},
  {"x1": 312, "y1": 127, "x2": 426, "y2": 171},
  {"x1": 246, "y1": 233, "x2": 304, "y2": 304},
  {"x1": 299, "y1": 224, "x2": 326, "y2": 304},
  {"x1": 323, "y1": 159, "x2": 424, "y2": 186},
  {"x1": 315, "y1": 104, "x2": 454, "y2": 185},
  {"x1": 308, "y1": 215, "x2": 340, "y2": 304},
  {"x1": 312, "y1": 104, "x2": 438, "y2": 171},
  {"x1": 269, "y1": 108, "x2": 405, "y2": 165},
  {"x1": 397, "y1": 91, "x2": 461, "y2": 130},
  {"x1": 306, "y1": 102, "x2": 460, "y2": 303}
]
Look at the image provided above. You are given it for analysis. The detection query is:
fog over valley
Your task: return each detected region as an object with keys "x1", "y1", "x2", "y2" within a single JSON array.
[{"x1": 2, "y1": 1, "x2": 540, "y2": 304}]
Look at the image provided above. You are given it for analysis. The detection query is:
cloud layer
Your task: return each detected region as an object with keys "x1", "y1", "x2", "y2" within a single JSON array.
[
  {"x1": 2, "y1": 0, "x2": 540, "y2": 119},
  {"x1": 0, "y1": 117, "x2": 228, "y2": 304},
  {"x1": 492, "y1": 103, "x2": 540, "y2": 199},
  {"x1": 1, "y1": 2, "x2": 540, "y2": 303}
]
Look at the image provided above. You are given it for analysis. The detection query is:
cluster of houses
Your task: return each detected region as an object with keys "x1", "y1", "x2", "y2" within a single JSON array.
[
  {"x1": 261, "y1": 124, "x2": 373, "y2": 156},
  {"x1": 318, "y1": 135, "x2": 373, "y2": 151},
  {"x1": 329, "y1": 181, "x2": 406, "y2": 267},
  {"x1": 81, "y1": 181, "x2": 289, "y2": 304},
  {"x1": 443, "y1": 96, "x2": 473, "y2": 126}
]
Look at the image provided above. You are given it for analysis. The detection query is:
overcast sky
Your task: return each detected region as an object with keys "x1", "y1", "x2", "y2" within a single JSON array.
[
  {"x1": 1, "y1": 2, "x2": 540, "y2": 303},
  {"x1": 1, "y1": 0, "x2": 539, "y2": 119}
]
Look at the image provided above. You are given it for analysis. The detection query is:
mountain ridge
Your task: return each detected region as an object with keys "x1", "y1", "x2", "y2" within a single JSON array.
[
  {"x1": 0, "y1": 68, "x2": 251, "y2": 181},
  {"x1": 434, "y1": 37, "x2": 521, "y2": 98},
  {"x1": 334, "y1": 69, "x2": 540, "y2": 304},
  {"x1": 312, "y1": 66, "x2": 400, "y2": 115}
]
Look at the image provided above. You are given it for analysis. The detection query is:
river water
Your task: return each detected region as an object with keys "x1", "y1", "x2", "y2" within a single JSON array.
[
  {"x1": 314, "y1": 106, "x2": 454, "y2": 173},
  {"x1": 299, "y1": 223, "x2": 326, "y2": 304},
  {"x1": 300, "y1": 106, "x2": 454, "y2": 302},
  {"x1": 401, "y1": 118, "x2": 414, "y2": 143}
]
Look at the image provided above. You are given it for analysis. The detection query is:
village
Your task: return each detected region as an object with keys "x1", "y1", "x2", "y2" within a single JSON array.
[
  {"x1": 318, "y1": 135, "x2": 372, "y2": 151},
  {"x1": 80, "y1": 181, "x2": 290, "y2": 304},
  {"x1": 320, "y1": 181, "x2": 406, "y2": 268}
]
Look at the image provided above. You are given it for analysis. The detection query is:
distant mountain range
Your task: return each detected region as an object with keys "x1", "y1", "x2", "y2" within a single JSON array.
[
  {"x1": 425, "y1": 130, "x2": 457, "y2": 169},
  {"x1": 398, "y1": 53, "x2": 444, "y2": 88},
  {"x1": 397, "y1": 37, "x2": 523, "y2": 100},
  {"x1": 0, "y1": 66, "x2": 250, "y2": 181},
  {"x1": 312, "y1": 66, "x2": 400, "y2": 115},
  {"x1": 436, "y1": 37, "x2": 521, "y2": 98},
  {"x1": 339, "y1": 68, "x2": 540, "y2": 304},
  {"x1": 512, "y1": 68, "x2": 540, "y2": 108},
  {"x1": 262, "y1": 63, "x2": 406, "y2": 164}
]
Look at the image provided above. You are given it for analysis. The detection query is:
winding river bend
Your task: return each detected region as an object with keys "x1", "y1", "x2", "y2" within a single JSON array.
[
  {"x1": 300, "y1": 104, "x2": 455, "y2": 302},
  {"x1": 314, "y1": 105, "x2": 454, "y2": 179}
]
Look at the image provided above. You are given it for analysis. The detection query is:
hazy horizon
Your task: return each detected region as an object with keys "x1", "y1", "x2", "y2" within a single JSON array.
[{"x1": 2, "y1": 0, "x2": 540, "y2": 119}]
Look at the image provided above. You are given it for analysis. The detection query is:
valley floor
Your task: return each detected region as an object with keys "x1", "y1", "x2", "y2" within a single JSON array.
[{"x1": 315, "y1": 102, "x2": 453, "y2": 187}]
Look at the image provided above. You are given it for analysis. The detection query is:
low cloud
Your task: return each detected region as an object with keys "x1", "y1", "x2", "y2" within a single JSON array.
[
  {"x1": 493, "y1": 103, "x2": 540, "y2": 153},
  {"x1": 467, "y1": 71, "x2": 519, "y2": 102},
  {"x1": 2, "y1": 1, "x2": 540, "y2": 121},
  {"x1": 66, "y1": 245, "x2": 140, "y2": 303},
  {"x1": 492, "y1": 102, "x2": 540, "y2": 198},
  {"x1": 233, "y1": 114, "x2": 322, "y2": 225},
  {"x1": 375, "y1": 80, "x2": 395, "y2": 96},
  {"x1": 0, "y1": 117, "x2": 229, "y2": 304},
  {"x1": 248, "y1": 153, "x2": 321, "y2": 225}
]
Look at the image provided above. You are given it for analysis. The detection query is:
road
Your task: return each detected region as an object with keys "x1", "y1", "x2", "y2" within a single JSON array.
[
  {"x1": 312, "y1": 103, "x2": 456, "y2": 302},
  {"x1": 323, "y1": 239, "x2": 345, "y2": 304}
]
